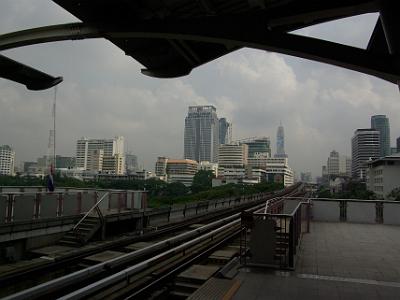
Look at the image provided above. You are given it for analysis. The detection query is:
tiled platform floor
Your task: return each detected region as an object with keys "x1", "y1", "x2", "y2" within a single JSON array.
[{"x1": 233, "y1": 222, "x2": 400, "y2": 300}]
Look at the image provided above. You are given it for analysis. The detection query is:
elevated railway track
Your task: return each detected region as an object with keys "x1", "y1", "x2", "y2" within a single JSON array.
[{"x1": 2, "y1": 183, "x2": 305, "y2": 299}]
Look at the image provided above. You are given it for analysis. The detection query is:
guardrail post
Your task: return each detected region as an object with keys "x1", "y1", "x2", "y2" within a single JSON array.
[
  {"x1": 288, "y1": 217, "x2": 294, "y2": 269},
  {"x1": 33, "y1": 193, "x2": 41, "y2": 219},
  {"x1": 5, "y1": 194, "x2": 15, "y2": 222},
  {"x1": 183, "y1": 204, "x2": 187, "y2": 218},
  {"x1": 57, "y1": 193, "x2": 63, "y2": 217},
  {"x1": 376, "y1": 202, "x2": 384, "y2": 224},
  {"x1": 339, "y1": 200, "x2": 347, "y2": 222}
]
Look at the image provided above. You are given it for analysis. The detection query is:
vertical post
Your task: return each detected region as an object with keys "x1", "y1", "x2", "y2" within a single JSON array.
[
  {"x1": 57, "y1": 193, "x2": 63, "y2": 217},
  {"x1": 306, "y1": 202, "x2": 311, "y2": 233},
  {"x1": 77, "y1": 192, "x2": 82, "y2": 214},
  {"x1": 35, "y1": 193, "x2": 42, "y2": 219},
  {"x1": 376, "y1": 202, "x2": 384, "y2": 224},
  {"x1": 288, "y1": 217, "x2": 294, "y2": 269},
  {"x1": 5, "y1": 194, "x2": 15, "y2": 223}
]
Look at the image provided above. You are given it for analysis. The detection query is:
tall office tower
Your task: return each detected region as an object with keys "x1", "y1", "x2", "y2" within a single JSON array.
[
  {"x1": 0, "y1": 145, "x2": 15, "y2": 176},
  {"x1": 371, "y1": 115, "x2": 390, "y2": 157},
  {"x1": 351, "y1": 129, "x2": 380, "y2": 179},
  {"x1": 274, "y1": 124, "x2": 288, "y2": 158},
  {"x1": 327, "y1": 150, "x2": 340, "y2": 176},
  {"x1": 184, "y1": 105, "x2": 219, "y2": 163},
  {"x1": 219, "y1": 118, "x2": 232, "y2": 145},
  {"x1": 76, "y1": 136, "x2": 125, "y2": 173},
  {"x1": 125, "y1": 153, "x2": 138, "y2": 174},
  {"x1": 155, "y1": 156, "x2": 168, "y2": 178}
]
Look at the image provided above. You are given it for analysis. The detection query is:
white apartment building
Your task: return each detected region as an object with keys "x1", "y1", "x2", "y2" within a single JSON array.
[
  {"x1": 0, "y1": 145, "x2": 15, "y2": 176},
  {"x1": 367, "y1": 154, "x2": 400, "y2": 199},
  {"x1": 76, "y1": 136, "x2": 125, "y2": 174},
  {"x1": 198, "y1": 161, "x2": 219, "y2": 177},
  {"x1": 218, "y1": 143, "x2": 248, "y2": 179}
]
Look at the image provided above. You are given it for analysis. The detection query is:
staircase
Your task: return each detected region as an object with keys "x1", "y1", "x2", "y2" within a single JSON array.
[{"x1": 59, "y1": 216, "x2": 102, "y2": 247}]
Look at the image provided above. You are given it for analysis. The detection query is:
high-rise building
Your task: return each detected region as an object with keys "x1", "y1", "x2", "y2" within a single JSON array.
[
  {"x1": 265, "y1": 157, "x2": 294, "y2": 187},
  {"x1": 300, "y1": 172, "x2": 312, "y2": 183},
  {"x1": 76, "y1": 136, "x2": 125, "y2": 174},
  {"x1": 327, "y1": 150, "x2": 351, "y2": 177},
  {"x1": 184, "y1": 105, "x2": 219, "y2": 163},
  {"x1": 371, "y1": 115, "x2": 390, "y2": 157},
  {"x1": 155, "y1": 156, "x2": 168, "y2": 179},
  {"x1": 125, "y1": 153, "x2": 138, "y2": 174},
  {"x1": 327, "y1": 150, "x2": 340, "y2": 176},
  {"x1": 274, "y1": 124, "x2": 288, "y2": 158},
  {"x1": 219, "y1": 118, "x2": 232, "y2": 145},
  {"x1": 0, "y1": 145, "x2": 15, "y2": 176},
  {"x1": 351, "y1": 129, "x2": 380, "y2": 179}
]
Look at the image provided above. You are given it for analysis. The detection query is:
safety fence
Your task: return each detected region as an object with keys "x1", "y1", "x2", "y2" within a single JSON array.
[{"x1": 0, "y1": 188, "x2": 147, "y2": 223}]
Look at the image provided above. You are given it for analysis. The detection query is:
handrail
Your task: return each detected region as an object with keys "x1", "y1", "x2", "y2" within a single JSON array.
[{"x1": 73, "y1": 192, "x2": 109, "y2": 231}]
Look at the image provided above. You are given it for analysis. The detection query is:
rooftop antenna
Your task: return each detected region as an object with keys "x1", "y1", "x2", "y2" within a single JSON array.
[{"x1": 46, "y1": 86, "x2": 57, "y2": 191}]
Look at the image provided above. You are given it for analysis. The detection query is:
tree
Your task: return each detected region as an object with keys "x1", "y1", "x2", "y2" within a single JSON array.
[
  {"x1": 191, "y1": 170, "x2": 215, "y2": 194},
  {"x1": 388, "y1": 187, "x2": 400, "y2": 201},
  {"x1": 165, "y1": 182, "x2": 189, "y2": 197}
]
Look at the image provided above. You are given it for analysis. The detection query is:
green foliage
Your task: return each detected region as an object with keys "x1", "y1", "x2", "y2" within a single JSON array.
[
  {"x1": 148, "y1": 181, "x2": 283, "y2": 208},
  {"x1": 191, "y1": 170, "x2": 215, "y2": 194},
  {"x1": 0, "y1": 175, "x2": 283, "y2": 208},
  {"x1": 317, "y1": 181, "x2": 377, "y2": 200},
  {"x1": 388, "y1": 187, "x2": 400, "y2": 201}
]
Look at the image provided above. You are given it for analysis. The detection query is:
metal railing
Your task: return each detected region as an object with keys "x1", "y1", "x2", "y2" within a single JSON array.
[
  {"x1": 72, "y1": 192, "x2": 108, "y2": 231},
  {"x1": 241, "y1": 196, "x2": 310, "y2": 269}
]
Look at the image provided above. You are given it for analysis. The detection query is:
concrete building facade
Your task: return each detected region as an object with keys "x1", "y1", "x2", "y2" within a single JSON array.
[
  {"x1": 351, "y1": 129, "x2": 380, "y2": 180},
  {"x1": 367, "y1": 154, "x2": 400, "y2": 199},
  {"x1": 76, "y1": 136, "x2": 125, "y2": 174},
  {"x1": 184, "y1": 105, "x2": 219, "y2": 163},
  {"x1": 166, "y1": 159, "x2": 198, "y2": 186},
  {"x1": 265, "y1": 157, "x2": 294, "y2": 187}
]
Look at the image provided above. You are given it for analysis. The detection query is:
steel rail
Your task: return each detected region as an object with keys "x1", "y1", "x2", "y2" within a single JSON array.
[{"x1": 58, "y1": 220, "x2": 242, "y2": 300}]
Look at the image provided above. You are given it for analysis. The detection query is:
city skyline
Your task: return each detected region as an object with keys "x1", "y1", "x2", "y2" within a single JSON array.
[{"x1": 1, "y1": 2, "x2": 400, "y2": 178}]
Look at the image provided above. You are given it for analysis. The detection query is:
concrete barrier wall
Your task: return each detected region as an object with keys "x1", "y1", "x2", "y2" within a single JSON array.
[
  {"x1": 347, "y1": 202, "x2": 376, "y2": 223},
  {"x1": 40, "y1": 193, "x2": 59, "y2": 219},
  {"x1": 63, "y1": 194, "x2": 80, "y2": 216},
  {"x1": 81, "y1": 192, "x2": 95, "y2": 212},
  {"x1": 312, "y1": 200, "x2": 340, "y2": 222},
  {"x1": 383, "y1": 203, "x2": 400, "y2": 225},
  {"x1": 13, "y1": 195, "x2": 36, "y2": 221},
  {"x1": 0, "y1": 195, "x2": 7, "y2": 223}
]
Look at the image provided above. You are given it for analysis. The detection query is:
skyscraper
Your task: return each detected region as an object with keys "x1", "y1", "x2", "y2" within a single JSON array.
[
  {"x1": 351, "y1": 129, "x2": 380, "y2": 179},
  {"x1": 371, "y1": 115, "x2": 390, "y2": 157},
  {"x1": 219, "y1": 118, "x2": 232, "y2": 145},
  {"x1": 274, "y1": 124, "x2": 288, "y2": 158},
  {"x1": 327, "y1": 150, "x2": 340, "y2": 176},
  {"x1": 184, "y1": 105, "x2": 219, "y2": 163}
]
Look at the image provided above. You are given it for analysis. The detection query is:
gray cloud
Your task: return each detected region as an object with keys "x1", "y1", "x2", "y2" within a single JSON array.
[{"x1": 0, "y1": 1, "x2": 399, "y2": 178}]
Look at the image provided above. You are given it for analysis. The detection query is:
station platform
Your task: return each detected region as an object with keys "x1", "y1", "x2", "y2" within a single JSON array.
[{"x1": 231, "y1": 221, "x2": 400, "y2": 300}]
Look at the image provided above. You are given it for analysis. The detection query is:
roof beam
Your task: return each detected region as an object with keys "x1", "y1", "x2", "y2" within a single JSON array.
[{"x1": 0, "y1": 22, "x2": 100, "y2": 51}]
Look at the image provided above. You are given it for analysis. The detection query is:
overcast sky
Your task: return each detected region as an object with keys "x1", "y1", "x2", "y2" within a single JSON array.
[{"x1": 1, "y1": 1, "x2": 399, "y2": 178}]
